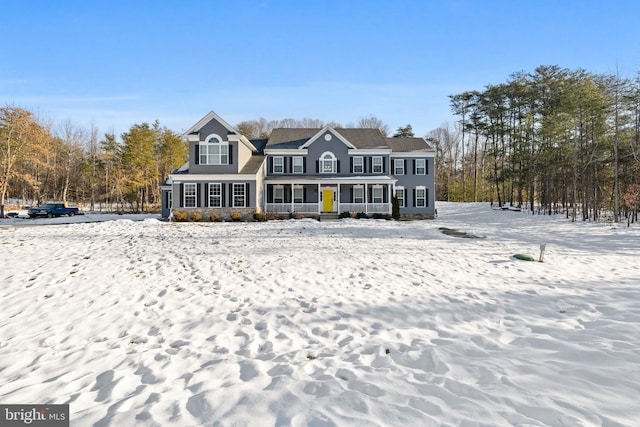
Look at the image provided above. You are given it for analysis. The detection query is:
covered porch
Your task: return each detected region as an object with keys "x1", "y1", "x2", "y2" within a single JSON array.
[{"x1": 264, "y1": 176, "x2": 396, "y2": 215}]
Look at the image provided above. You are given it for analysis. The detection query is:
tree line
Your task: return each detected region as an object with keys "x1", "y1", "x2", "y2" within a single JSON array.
[
  {"x1": 429, "y1": 65, "x2": 640, "y2": 223},
  {"x1": 1, "y1": 108, "x2": 414, "y2": 216},
  {"x1": 0, "y1": 106, "x2": 187, "y2": 216}
]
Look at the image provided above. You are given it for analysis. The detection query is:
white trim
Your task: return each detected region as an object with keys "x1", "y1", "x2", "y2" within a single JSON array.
[
  {"x1": 393, "y1": 158, "x2": 405, "y2": 175},
  {"x1": 184, "y1": 111, "x2": 257, "y2": 152},
  {"x1": 273, "y1": 185, "x2": 284, "y2": 203},
  {"x1": 232, "y1": 182, "x2": 247, "y2": 208},
  {"x1": 348, "y1": 149, "x2": 391, "y2": 155},
  {"x1": 264, "y1": 176, "x2": 396, "y2": 185},
  {"x1": 301, "y1": 127, "x2": 356, "y2": 149},
  {"x1": 416, "y1": 185, "x2": 426, "y2": 208},
  {"x1": 372, "y1": 156, "x2": 383, "y2": 173},
  {"x1": 293, "y1": 185, "x2": 304, "y2": 203},
  {"x1": 352, "y1": 156, "x2": 364, "y2": 174},
  {"x1": 353, "y1": 185, "x2": 364, "y2": 203},
  {"x1": 390, "y1": 152, "x2": 435, "y2": 158},
  {"x1": 292, "y1": 156, "x2": 304, "y2": 174},
  {"x1": 170, "y1": 173, "x2": 259, "y2": 181},
  {"x1": 183, "y1": 183, "x2": 197, "y2": 208},
  {"x1": 264, "y1": 149, "x2": 308, "y2": 155},
  {"x1": 319, "y1": 151, "x2": 337, "y2": 174},
  {"x1": 395, "y1": 186, "x2": 405, "y2": 208},
  {"x1": 199, "y1": 134, "x2": 229, "y2": 165},
  {"x1": 273, "y1": 156, "x2": 284, "y2": 174},
  {"x1": 415, "y1": 158, "x2": 427, "y2": 175},
  {"x1": 208, "y1": 182, "x2": 222, "y2": 207}
]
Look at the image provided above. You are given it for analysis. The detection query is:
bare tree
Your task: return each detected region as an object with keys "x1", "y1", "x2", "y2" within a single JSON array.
[{"x1": 357, "y1": 114, "x2": 390, "y2": 136}]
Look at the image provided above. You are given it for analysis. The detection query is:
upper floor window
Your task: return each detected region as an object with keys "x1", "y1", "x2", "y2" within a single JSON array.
[
  {"x1": 415, "y1": 159, "x2": 426, "y2": 175},
  {"x1": 273, "y1": 156, "x2": 284, "y2": 174},
  {"x1": 394, "y1": 159, "x2": 404, "y2": 175},
  {"x1": 200, "y1": 134, "x2": 228, "y2": 165},
  {"x1": 353, "y1": 156, "x2": 364, "y2": 174},
  {"x1": 292, "y1": 156, "x2": 304, "y2": 174},
  {"x1": 372, "y1": 156, "x2": 383, "y2": 173},
  {"x1": 319, "y1": 152, "x2": 337, "y2": 174}
]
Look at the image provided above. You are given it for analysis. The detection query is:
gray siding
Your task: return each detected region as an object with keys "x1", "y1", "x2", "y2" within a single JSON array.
[
  {"x1": 392, "y1": 156, "x2": 435, "y2": 216},
  {"x1": 306, "y1": 131, "x2": 351, "y2": 175},
  {"x1": 171, "y1": 180, "x2": 258, "y2": 208}
]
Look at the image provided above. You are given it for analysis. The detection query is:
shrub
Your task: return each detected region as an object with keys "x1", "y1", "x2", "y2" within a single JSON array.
[
  {"x1": 190, "y1": 212, "x2": 202, "y2": 222},
  {"x1": 209, "y1": 213, "x2": 221, "y2": 222},
  {"x1": 356, "y1": 212, "x2": 368, "y2": 219},
  {"x1": 339, "y1": 211, "x2": 352, "y2": 219},
  {"x1": 372, "y1": 213, "x2": 384, "y2": 219},
  {"x1": 230, "y1": 212, "x2": 243, "y2": 222},
  {"x1": 253, "y1": 212, "x2": 266, "y2": 222},
  {"x1": 266, "y1": 211, "x2": 277, "y2": 221},
  {"x1": 392, "y1": 195, "x2": 400, "y2": 220},
  {"x1": 173, "y1": 211, "x2": 188, "y2": 222}
]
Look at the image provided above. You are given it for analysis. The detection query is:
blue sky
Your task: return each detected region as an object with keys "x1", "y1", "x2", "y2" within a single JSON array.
[{"x1": 2, "y1": 0, "x2": 639, "y2": 138}]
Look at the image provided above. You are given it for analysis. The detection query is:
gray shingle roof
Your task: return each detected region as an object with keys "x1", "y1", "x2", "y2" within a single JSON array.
[
  {"x1": 239, "y1": 155, "x2": 265, "y2": 174},
  {"x1": 267, "y1": 128, "x2": 389, "y2": 149},
  {"x1": 385, "y1": 137, "x2": 435, "y2": 153},
  {"x1": 266, "y1": 129, "x2": 319, "y2": 148}
]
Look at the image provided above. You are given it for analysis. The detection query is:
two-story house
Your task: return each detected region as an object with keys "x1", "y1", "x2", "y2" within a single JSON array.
[{"x1": 161, "y1": 111, "x2": 435, "y2": 220}]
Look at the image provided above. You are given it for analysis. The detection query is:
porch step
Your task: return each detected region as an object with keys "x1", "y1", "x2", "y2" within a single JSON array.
[{"x1": 319, "y1": 213, "x2": 341, "y2": 222}]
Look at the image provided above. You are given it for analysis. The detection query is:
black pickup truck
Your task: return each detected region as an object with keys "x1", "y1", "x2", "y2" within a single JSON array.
[{"x1": 28, "y1": 203, "x2": 81, "y2": 218}]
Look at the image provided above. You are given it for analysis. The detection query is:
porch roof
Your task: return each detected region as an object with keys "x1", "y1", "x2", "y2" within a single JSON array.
[{"x1": 264, "y1": 175, "x2": 396, "y2": 185}]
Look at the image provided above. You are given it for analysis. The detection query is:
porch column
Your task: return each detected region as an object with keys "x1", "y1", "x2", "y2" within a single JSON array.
[
  {"x1": 337, "y1": 183, "x2": 341, "y2": 213},
  {"x1": 291, "y1": 183, "x2": 294, "y2": 213},
  {"x1": 365, "y1": 183, "x2": 368, "y2": 214},
  {"x1": 318, "y1": 183, "x2": 321, "y2": 214}
]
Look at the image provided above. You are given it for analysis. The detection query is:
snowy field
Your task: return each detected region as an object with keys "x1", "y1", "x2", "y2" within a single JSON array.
[{"x1": 1, "y1": 203, "x2": 639, "y2": 427}]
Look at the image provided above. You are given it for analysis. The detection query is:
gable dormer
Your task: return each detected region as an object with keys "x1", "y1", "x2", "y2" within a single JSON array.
[{"x1": 184, "y1": 111, "x2": 257, "y2": 174}]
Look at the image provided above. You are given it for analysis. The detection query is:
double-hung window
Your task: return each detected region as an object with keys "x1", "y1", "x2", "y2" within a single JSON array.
[
  {"x1": 233, "y1": 183, "x2": 246, "y2": 208},
  {"x1": 372, "y1": 156, "x2": 383, "y2": 173},
  {"x1": 273, "y1": 156, "x2": 284, "y2": 174},
  {"x1": 372, "y1": 186, "x2": 383, "y2": 204},
  {"x1": 353, "y1": 186, "x2": 364, "y2": 204},
  {"x1": 395, "y1": 187, "x2": 405, "y2": 208},
  {"x1": 208, "y1": 183, "x2": 222, "y2": 207},
  {"x1": 200, "y1": 135, "x2": 229, "y2": 165},
  {"x1": 184, "y1": 183, "x2": 197, "y2": 207},
  {"x1": 292, "y1": 156, "x2": 303, "y2": 174},
  {"x1": 274, "y1": 186, "x2": 284, "y2": 203},
  {"x1": 353, "y1": 156, "x2": 364, "y2": 173},
  {"x1": 293, "y1": 186, "x2": 303, "y2": 203},
  {"x1": 415, "y1": 159, "x2": 426, "y2": 175},
  {"x1": 416, "y1": 186, "x2": 426, "y2": 207},
  {"x1": 394, "y1": 159, "x2": 404, "y2": 175}
]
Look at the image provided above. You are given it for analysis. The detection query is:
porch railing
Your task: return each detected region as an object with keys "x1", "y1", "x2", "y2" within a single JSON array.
[
  {"x1": 265, "y1": 203, "x2": 318, "y2": 214},
  {"x1": 265, "y1": 203, "x2": 391, "y2": 214}
]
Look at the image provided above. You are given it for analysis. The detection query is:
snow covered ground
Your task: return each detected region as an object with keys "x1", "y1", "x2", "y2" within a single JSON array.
[{"x1": 1, "y1": 203, "x2": 639, "y2": 426}]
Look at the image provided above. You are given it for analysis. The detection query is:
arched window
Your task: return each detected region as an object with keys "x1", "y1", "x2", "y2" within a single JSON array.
[
  {"x1": 200, "y1": 134, "x2": 229, "y2": 165},
  {"x1": 319, "y1": 151, "x2": 337, "y2": 174}
]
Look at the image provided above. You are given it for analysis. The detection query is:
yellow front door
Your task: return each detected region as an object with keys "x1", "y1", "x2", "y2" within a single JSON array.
[{"x1": 322, "y1": 189, "x2": 334, "y2": 212}]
